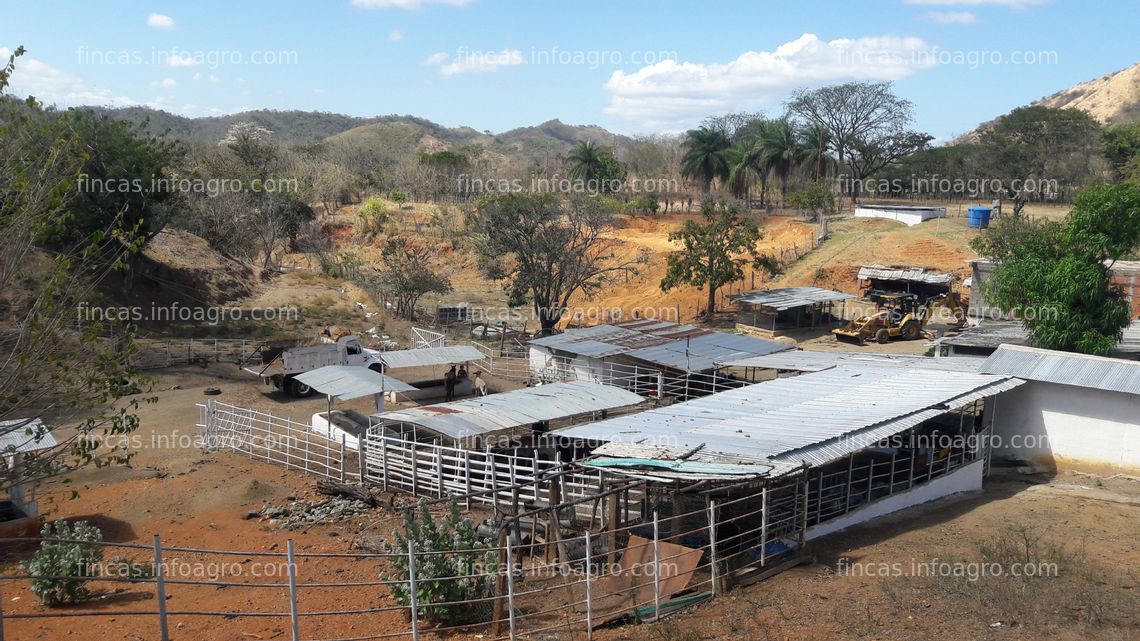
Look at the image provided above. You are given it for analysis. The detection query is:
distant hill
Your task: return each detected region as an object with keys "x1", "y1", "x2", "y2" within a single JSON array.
[
  {"x1": 955, "y1": 61, "x2": 1140, "y2": 143},
  {"x1": 93, "y1": 106, "x2": 631, "y2": 166}
]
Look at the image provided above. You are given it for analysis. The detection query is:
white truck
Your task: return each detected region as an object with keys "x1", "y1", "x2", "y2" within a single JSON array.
[{"x1": 244, "y1": 335, "x2": 383, "y2": 397}]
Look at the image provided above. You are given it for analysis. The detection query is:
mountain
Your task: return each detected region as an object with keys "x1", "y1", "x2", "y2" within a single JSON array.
[
  {"x1": 1034, "y1": 62, "x2": 1140, "y2": 124},
  {"x1": 955, "y1": 62, "x2": 1140, "y2": 143},
  {"x1": 93, "y1": 106, "x2": 631, "y2": 166}
]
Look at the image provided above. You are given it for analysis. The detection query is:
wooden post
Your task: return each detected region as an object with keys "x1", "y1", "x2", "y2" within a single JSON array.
[
  {"x1": 707, "y1": 499, "x2": 719, "y2": 597},
  {"x1": 492, "y1": 528, "x2": 507, "y2": 636},
  {"x1": 340, "y1": 434, "x2": 347, "y2": 482},
  {"x1": 410, "y1": 440, "x2": 419, "y2": 496},
  {"x1": 287, "y1": 540, "x2": 300, "y2": 641},
  {"x1": 153, "y1": 535, "x2": 170, "y2": 641},
  {"x1": 760, "y1": 487, "x2": 769, "y2": 567},
  {"x1": 434, "y1": 439, "x2": 444, "y2": 499},
  {"x1": 407, "y1": 541, "x2": 420, "y2": 641},
  {"x1": 506, "y1": 533, "x2": 518, "y2": 640},
  {"x1": 584, "y1": 531, "x2": 594, "y2": 640}
]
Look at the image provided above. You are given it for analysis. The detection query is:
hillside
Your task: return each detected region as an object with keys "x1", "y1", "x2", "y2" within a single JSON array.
[
  {"x1": 1034, "y1": 62, "x2": 1140, "y2": 124},
  {"x1": 957, "y1": 61, "x2": 1140, "y2": 142},
  {"x1": 95, "y1": 105, "x2": 631, "y2": 166}
]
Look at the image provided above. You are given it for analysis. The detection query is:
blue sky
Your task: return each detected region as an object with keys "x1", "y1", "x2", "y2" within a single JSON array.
[{"x1": 2, "y1": 0, "x2": 1137, "y2": 141}]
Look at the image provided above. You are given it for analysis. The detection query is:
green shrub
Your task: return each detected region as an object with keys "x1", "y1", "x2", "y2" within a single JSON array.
[
  {"x1": 26, "y1": 520, "x2": 104, "y2": 606},
  {"x1": 383, "y1": 502, "x2": 499, "y2": 626},
  {"x1": 355, "y1": 198, "x2": 389, "y2": 237}
]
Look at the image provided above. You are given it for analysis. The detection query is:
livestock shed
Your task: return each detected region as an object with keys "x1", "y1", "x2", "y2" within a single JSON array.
[
  {"x1": 370, "y1": 380, "x2": 645, "y2": 449},
  {"x1": 857, "y1": 264, "x2": 953, "y2": 299},
  {"x1": 732, "y1": 287, "x2": 854, "y2": 337},
  {"x1": 528, "y1": 319, "x2": 792, "y2": 399},
  {"x1": 938, "y1": 320, "x2": 1140, "y2": 359},
  {"x1": 979, "y1": 344, "x2": 1140, "y2": 473},
  {"x1": 557, "y1": 364, "x2": 1021, "y2": 554},
  {"x1": 0, "y1": 419, "x2": 57, "y2": 537},
  {"x1": 854, "y1": 204, "x2": 946, "y2": 226}
]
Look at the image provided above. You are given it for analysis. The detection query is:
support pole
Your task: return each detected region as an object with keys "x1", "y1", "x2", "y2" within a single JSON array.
[
  {"x1": 584, "y1": 531, "x2": 594, "y2": 640},
  {"x1": 407, "y1": 541, "x2": 420, "y2": 641},
  {"x1": 153, "y1": 535, "x2": 170, "y2": 641},
  {"x1": 652, "y1": 510, "x2": 661, "y2": 622},
  {"x1": 287, "y1": 539, "x2": 300, "y2": 641},
  {"x1": 760, "y1": 487, "x2": 769, "y2": 567},
  {"x1": 707, "y1": 499, "x2": 719, "y2": 597},
  {"x1": 506, "y1": 534, "x2": 517, "y2": 640}
]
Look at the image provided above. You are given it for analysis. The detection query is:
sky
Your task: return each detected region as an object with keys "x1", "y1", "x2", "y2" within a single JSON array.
[{"x1": 2, "y1": 0, "x2": 1138, "y2": 142}]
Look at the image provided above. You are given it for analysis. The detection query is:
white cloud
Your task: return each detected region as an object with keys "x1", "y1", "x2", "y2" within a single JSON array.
[
  {"x1": 904, "y1": 0, "x2": 1044, "y2": 8},
  {"x1": 922, "y1": 10, "x2": 979, "y2": 23},
  {"x1": 425, "y1": 48, "x2": 525, "y2": 77},
  {"x1": 168, "y1": 53, "x2": 199, "y2": 68},
  {"x1": 602, "y1": 33, "x2": 936, "y2": 127},
  {"x1": 352, "y1": 0, "x2": 473, "y2": 9},
  {"x1": 150, "y1": 77, "x2": 178, "y2": 89},
  {"x1": 0, "y1": 47, "x2": 138, "y2": 107},
  {"x1": 388, "y1": 30, "x2": 404, "y2": 42},
  {"x1": 147, "y1": 13, "x2": 175, "y2": 29},
  {"x1": 192, "y1": 72, "x2": 222, "y2": 84}
]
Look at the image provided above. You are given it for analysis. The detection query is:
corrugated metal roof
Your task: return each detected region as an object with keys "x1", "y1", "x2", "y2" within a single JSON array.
[
  {"x1": 979, "y1": 344, "x2": 1140, "y2": 395},
  {"x1": 941, "y1": 321, "x2": 1030, "y2": 349},
  {"x1": 529, "y1": 321, "x2": 791, "y2": 372},
  {"x1": 294, "y1": 366, "x2": 416, "y2": 401},
  {"x1": 720, "y1": 351, "x2": 984, "y2": 373},
  {"x1": 734, "y1": 287, "x2": 854, "y2": 310},
  {"x1": 858, "y1": 264, "x2": 953, "y2": 286},
  {"x1": 374, "y1": 381, "x2": 645, "y2": 440},
  {"x1": 379, "y1": 345, "x2": 484, "y2": 369},
  {"x1": 0, "y1": 419, "x2": 58, "y2": 454},
  {"x1": 557, "y1": 365, "x2": 1021, "y2": 475}
]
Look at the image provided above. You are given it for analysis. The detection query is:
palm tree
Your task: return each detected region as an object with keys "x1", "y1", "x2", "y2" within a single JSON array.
[
  {"x1": 797, "y1": 123, "x2": 835, "y2": 180},
  {"x1": 681, "y1": 127, "x2": 731, "y2": 194},
  {"x1": 566, "y1": 140, "x2": 605, "y2": 182},
  {"x1": 759, "y1": 119, "x2": 805, "y2": 200},
  {"x1": 726, "y1": 137, "x2": 768, "y2": 208}
]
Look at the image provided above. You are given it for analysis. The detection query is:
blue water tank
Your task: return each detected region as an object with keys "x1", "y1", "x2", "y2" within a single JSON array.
[{"x1": 967, "y1": 206, "x2": 992, "y2": 229}]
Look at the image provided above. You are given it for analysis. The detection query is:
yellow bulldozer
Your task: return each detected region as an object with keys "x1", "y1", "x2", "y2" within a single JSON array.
[{"x1": 833, "y1": 290, "x2": 965, "y2": 345}]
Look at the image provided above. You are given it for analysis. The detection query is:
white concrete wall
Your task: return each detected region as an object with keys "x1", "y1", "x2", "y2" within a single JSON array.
[
  {"x1": 991, "y1": 381, "x2": 1140, "y2": 473},
  {"x1": 806, "y1": 459, "x2": 984, "y2": 541}
]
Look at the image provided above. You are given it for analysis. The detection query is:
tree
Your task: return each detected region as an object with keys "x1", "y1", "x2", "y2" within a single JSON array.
[
  {"x1": 786, "y1": 181, "x2": 835, "y2": 224},
  {"x1": 846, "y1": 130, "x2": 933, "y2": 201},
  {"x1": 788, "y1": 82, "x2": 915, "y2": 197},
  {"x1": 471, "y1": 194, "x2": 638, "y2": 332},
  {"x1": 1100, "y1": 121, "x2": 1140, "y2": 182},
  {"x1": 759, "y1": 118, "x2": 805, "y2": 200},
  {"x1": 378, "y1": 236, "x2": 452, "y2": 321},
  {"x1": 798, "y1": 122, "x2": 835, "y2": 180},
  {"x1": 250, "y1": 192, "x2": 316, "y2": 269},
  {"x1": 978, "y1": 106, "x2": 1102, "y2": 215},
  {"x1": 971, "y1": 184, "x2": 1140, "y2": 355},
  {"x1": 681, "y1": 127, "x2": 731, "y2": 194},
  {"x1": 660, "y1": 199, "x2": 778, "y2": 316},
  {"x1": 566, "y1": 141, "x2": 627, "y2": 193},
  {"x1": 219, "y1": 121, "x2": 276, "y2": 177},
  {"x1": 1, "y1": 47, "x2": 145, "y2": 490}
]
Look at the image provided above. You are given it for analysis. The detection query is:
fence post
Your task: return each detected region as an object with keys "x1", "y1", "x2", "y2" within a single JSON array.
[
  {"x1": 760, "y1": 487, "x2": 769, "y2": 567},
  {"x1": 505, "y1": 534, "x2": 517, "y2": 641},
  {"x1": 707, "y1": 499, "x2": 718, "y2": 597},
  {"x1": 358, "y1": 435, "x2": 366, "y2": 482},
  {"x1": 340, "y1": 434, "x2": 347, "y2": 482},
  {"x1": 584, "y1": 531, "x2": 594, "y2": 640},
  {"x1": 410, "y1": 442, "x2": 419, "y2": 496},
  {"x1": 287, "y1": 540, "x2": 300, "y2": 641},
  {"x1": 381, "y1": 436, "x2": 389, "y2": 490},
  {"x1": 153, "y1": 534, "x2": 170, "y2": 641},
  {"x1": 407, "y1": 541, "x2": 420, "y2": 641},
  {"x1": 652, "y1": 510, "x2": 661, "y2": 621}
]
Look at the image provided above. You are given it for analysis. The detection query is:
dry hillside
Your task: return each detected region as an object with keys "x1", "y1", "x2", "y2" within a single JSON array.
[{"x1": 1034, "y1": 62, "x2": 1140, "y2": 124}]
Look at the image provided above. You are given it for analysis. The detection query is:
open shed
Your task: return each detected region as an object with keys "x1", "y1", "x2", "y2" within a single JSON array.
[
  {"x1": 733, "y1": 287, "x2": 854, "y2": 337},
  {"x1": 857, "y1": 264, "x2": 953, "y2": 299}
]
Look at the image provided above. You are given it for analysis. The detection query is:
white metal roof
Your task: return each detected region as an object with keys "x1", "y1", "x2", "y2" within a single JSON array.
[
  {"x1": 373, "y1": 381, "x2": 645, "y2": 440},
  {"x1": 294, "y1": 366, "x2": 416, "y2": 401},
  {"x1": 734, "y1": 287, "x2": 854, "y2": 311},
  {"x1": 720, "y1": 351, "x2": 984, "y2": 373},
  {"x1": 979, "y1": 344, "x2": 1140, "y2": 395},
  {"x1": 0, "y1": 419, "x2": 59, "y2": 454},
  {"x1": 557, "y1": 365, "x2": 1022, "y2": 472},
  {"x1": 379, "y1": 345, "x2": 484, "y2": 369},
  {"x1": 530, "y1": 320, "x2": 791, "y2": 372},
  {"x1": 858, "y1": 264, "x2": 953, "y2": 286}
]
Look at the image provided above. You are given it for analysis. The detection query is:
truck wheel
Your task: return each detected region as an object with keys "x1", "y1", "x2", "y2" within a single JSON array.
[
  {"x1": 875, "y1": 328, "x2": 890, "y2": 344},
  {"x1": 901, "y1": 321, "x2": 920, "y2": 340},
  {"x1": 289, "y1": 378, "x2": 314, "y2": 398}
]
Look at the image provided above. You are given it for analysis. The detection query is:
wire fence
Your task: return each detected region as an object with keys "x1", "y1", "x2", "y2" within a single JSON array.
[
  {"x1": 0, "y1": 486, "x2": 798, "y2": 641},
  {"x1": 131, "y1": 337, "x2": 260, "y2": 370}
]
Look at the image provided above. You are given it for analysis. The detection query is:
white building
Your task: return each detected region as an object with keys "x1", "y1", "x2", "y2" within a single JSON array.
[{"x1": 979, "y1": 344, "x2": 1140, "y2": 473}]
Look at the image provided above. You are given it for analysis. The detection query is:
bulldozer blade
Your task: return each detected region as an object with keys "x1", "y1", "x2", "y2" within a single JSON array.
[{"x1": 832, "y1": 330, "x2": 865, "y2": 345}]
